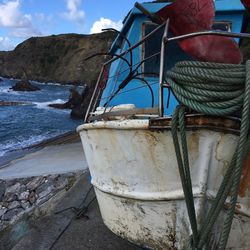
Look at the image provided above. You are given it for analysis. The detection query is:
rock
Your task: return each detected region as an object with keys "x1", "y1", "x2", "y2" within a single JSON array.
[
  {"x1": 36, "y1": 179, "x2": 54, "y2": 194},
  {"x1": 48, "y1": 103, "x2": 70, "y2": 109},
  {"x1": 6, "y1": 179, "x2": 18, "y2": 187},
  {"x1": 21, "y1": 201, "x2": 31, "y2": 209},
  {"x1": 0, "y1": 181, "x2": 5, "y2": 201},
  {"x1": 0, "y1": 201, "x2": 8, "y2": 208},
  {"x1": 70, "y1": 85, "x2": 89, "y2": 118},
  {"x1": 38, "y1": 186, "x2": 53, "y2": 199},
  {"x1": 68, "y1": 88, "x2": 83, "y2": 107},
  {"x1": 49, "y1": 86, "x2": 88, "y2": 118},
  {"x1": 26, "y1": 177, "x2": 44, "y2": 191},
  {"x1": 18, "y1": 191, "x2": 30, "y2": 201},
  {"x1": 48, "y1": 174, "x2": 59, "y2": 180},
  {"x1": 3, "y1": 193, "x2": 17, "y2": 202},
  {"x1": 63, "y1": 172, "x2": 75, "y2": 178},
  {"x1": 8, "y1": 201, "x2": 21, "y2": 210},
  {"x1": 19, "y1": 184, "x2": 27, "y2": 193},
  {"x1": 36, "y1": 187, "x2": 54, "y2": 205},
  {"x1": 5, "y1": 182, "x2": 22, "y2": 194},
  {"x1": 71, "y1": 105, "x2": 84, "y2": 118},
  {"x1": 54, "y1": 177, "x2": 69, "y2": 190},
  {"x1": 36, "y1": 195, "x2": 53, "y2": 206},
  {"x1": 2, "y1": 208, "x2": 23, "y2": 221},
  {"x1": 0, "y1": 207, "x2": 7, "y2": 217},
  {"x1": 11, "y1": 80, "x2": 40, "y2": 91},
  {"x1": 28, "y1": 191, "x2": 37, "y2": 204}
]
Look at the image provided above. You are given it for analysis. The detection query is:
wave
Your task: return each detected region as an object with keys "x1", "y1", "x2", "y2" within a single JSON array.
[
  {"x1": 0, "y1": 131, "x2": 67, "y2": 157},
  {"x1": 41, "y1": 82, "x2": 70, "y2": 86},
  {"x1": 30, "y1": 80, "x2": 63, "y2": 86},
  {"x1": 0, "y1": 77, "x2": 74, "y2": 87},
  {"x1": 31, "y1": 80, "x2": 78, "y2": 87},
  {"x1": 0, "y1": 86, "x2": 20, "y2": 95},
  {"x1": 33, "y1": 99, "x2": 67, "y2": 110}
]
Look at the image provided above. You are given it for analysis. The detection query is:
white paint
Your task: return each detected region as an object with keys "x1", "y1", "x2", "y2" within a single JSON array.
[{"x1": 78, "y1": 119, "x2": 250, "y2": 249}]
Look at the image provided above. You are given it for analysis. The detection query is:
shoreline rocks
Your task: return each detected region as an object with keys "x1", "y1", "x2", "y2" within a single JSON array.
[
  {"x1": 0, "y1": 32, "x2": 116, "y2": 120},
  {"x1": 48, "y1": 85, "x2": 88, "y2": 118},
  {"x1": 0, "y1": 171, "x2": 84, "y2": 231},
  {"x1": 11, "y1": 80, "x2": 40, "y2": 92},
  {"x1": 48, "y1": 103, "x2": 70, "y2": 109}
]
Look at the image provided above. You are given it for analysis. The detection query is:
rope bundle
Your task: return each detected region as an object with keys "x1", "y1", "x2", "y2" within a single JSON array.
[
  {"x1": 167, "y1": 60, "x2": 250, "y2": 250},
  {"x1": 167, "y1": 61, "x2": 246, "y2": 116}
]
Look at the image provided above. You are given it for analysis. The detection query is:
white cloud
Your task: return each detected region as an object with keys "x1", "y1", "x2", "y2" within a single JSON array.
[
  {"x1": 62, "y1": 0, "x2": 85, "y2": 24},
  {"x1": 90, "y1": 18, "x2": 123, "y2": 34},
  {"x1": 0, "y1": 0, "x2": 41, "y2": 38},
  {"x1": 0, "y1": 0, "x2": 27, "y2": 28},
  {"x1": 34, "y1": 13, "x2": 52, "y2": 23},
  {"x1": 0, "y1": 37, "x2": 15, "y2": 51},
  {"x1": 10, "y1": 26, "x2": 41, "y2": 38}
]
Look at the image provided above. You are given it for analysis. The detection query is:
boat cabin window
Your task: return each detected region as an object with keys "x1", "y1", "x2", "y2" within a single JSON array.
[
  {"x1": 141, "y1": 21, "x2": 195, "y2": 77},
  {"x1": 212, "y1": 21, "x2": 232, "y2": 32},
  {"x1": 141, "y1": 22, "x2": 164, "y2": 77},
  {"x1": 141, "y1": 20, "x2": 232, "y2": 77}
]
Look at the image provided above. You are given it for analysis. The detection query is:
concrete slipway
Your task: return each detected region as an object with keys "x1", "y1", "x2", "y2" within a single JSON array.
[
  {"x1": 0, "y1": 132, "x2": 141, "y2": 249},
  {"x1": 0, "y1": 132, "x2": 87, "y2": 179}
]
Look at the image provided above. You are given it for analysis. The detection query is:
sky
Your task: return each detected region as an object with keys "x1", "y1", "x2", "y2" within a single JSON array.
[{"x1": 0, "y1": 0, "x2": 138, "y2": 51}]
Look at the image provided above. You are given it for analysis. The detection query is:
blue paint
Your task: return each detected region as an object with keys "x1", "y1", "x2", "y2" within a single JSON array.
[
  {"x1": 100, "y1": 1, "x2": 246, "y2": 116},
  {"x1": 215, "y1": 0, "x2": 245, "y2": 11}
]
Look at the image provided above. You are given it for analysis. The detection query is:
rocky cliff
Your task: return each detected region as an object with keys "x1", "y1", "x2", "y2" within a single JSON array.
[{"x1": 0, "y1": 32, "x2": 115, "y2": 86}]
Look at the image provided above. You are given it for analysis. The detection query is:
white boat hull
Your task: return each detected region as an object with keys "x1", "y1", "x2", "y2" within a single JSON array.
[{"x1": 77, "y1": 119, "x2": 250, "y2": 249}]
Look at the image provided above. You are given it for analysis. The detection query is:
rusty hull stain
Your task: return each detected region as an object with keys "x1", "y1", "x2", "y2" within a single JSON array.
[
  {"x1": 112, "y1": 223, "x2": 177, "y2": 250},
  {"x1": 239, "y1": 151, "x2": 250, "y2": 197},
  {"x1": 187, "y1": 132, "x2": 199, "y2": 153},
  {"x1": 149, "y1": 115, "x2": 240, "y2": 134},
  {"x1": 109, "y1": 198, "x2": 178, "y2": 249}
]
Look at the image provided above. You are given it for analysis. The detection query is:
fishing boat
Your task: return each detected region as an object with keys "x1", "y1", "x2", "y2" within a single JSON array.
[{"x1": 77, "y1": 0, "x2": 250, "y2": 249}]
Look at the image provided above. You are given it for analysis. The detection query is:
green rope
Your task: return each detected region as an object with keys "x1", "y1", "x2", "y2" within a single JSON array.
[
  {"x1": 167, "y1": 60, "x2": 250, "y2": 250},
  {"x1": 171, "y1": 106, "x2": 198, "y2": 247}
]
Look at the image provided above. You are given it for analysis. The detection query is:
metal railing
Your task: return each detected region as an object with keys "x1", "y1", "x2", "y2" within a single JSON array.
[
  {"x1": 158, "y1": 22, "x2": 250, "y2": 117},
  {"x1": 84, "y1": 21, "x2": 167, "y2": 122},
  {"x1": 84, "y1": 20, "x2": 250, "y2": 123}
]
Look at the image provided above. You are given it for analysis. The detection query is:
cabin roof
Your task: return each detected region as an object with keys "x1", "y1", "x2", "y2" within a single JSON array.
[
  {"x1": 109, "y1": 0, "x2": 245, "y2": 55},
  {"x1": 109, "y1": 2, "x2": 169, "y2": 54}
]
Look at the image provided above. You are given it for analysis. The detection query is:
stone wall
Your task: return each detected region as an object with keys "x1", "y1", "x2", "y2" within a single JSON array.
[{"x1": 0, "y1": 171, "x2": 84, "y2": 231}]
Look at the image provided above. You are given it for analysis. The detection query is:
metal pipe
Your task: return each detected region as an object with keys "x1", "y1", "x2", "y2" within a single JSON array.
[
  {"x1": 84, "y1": 65, "x2": 105, "y2": 122},
  {"x1": 167, "y1": 30, "x2": 250, "y2": 43},
  {"x1": 159, "y1": 19, "x2": 170, "y2": 117},
  {"x1": 134, "y1": 2, "x2": 162, "y2": 24},
  {"x1": 104, "y1": 21, "x2": 167, "y2": 66},
  {"x1": 85, "y1": 28, "x2": 250, "y2": 122}
]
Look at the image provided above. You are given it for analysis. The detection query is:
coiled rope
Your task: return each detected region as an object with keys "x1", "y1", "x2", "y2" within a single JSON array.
[{"x1": 166, "y1": 60, "x2": 250, "y2": 250}]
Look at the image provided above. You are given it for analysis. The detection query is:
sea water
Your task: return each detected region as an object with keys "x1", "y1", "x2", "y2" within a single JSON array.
[{"x1": 0, "y1": 78, "x2": 83, "y2": 157}]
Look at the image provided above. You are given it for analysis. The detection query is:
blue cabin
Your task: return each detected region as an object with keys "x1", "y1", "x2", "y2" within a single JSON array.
[{"x1": 99, "y1": 0, "x2": 247, "y2": 116}]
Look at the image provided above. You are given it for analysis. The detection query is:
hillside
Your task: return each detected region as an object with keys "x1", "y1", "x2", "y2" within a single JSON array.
[{"x1": 0, "y1": 32, "x2": 116, "y2": 86}]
